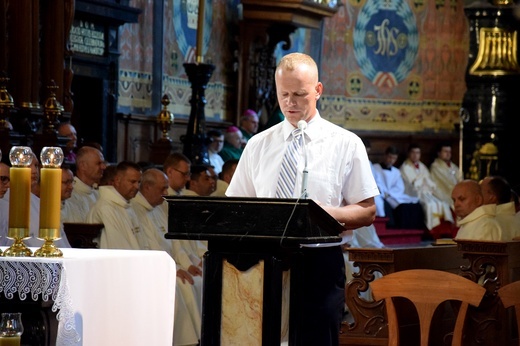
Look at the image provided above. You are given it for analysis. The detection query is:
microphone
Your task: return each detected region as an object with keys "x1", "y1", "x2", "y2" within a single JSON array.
[{"x1": 297, "y1": 120, "x2": 308, "y2": 198}]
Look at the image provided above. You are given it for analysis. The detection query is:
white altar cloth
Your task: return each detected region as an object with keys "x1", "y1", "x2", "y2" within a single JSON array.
[{"x1": 0, "y1": 247, "x2": 176, "y2": 346}]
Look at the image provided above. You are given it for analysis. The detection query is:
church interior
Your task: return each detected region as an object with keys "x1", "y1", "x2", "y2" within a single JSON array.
[{"x1": 1, "y1": 0, "x2": 520, "y2": 345}]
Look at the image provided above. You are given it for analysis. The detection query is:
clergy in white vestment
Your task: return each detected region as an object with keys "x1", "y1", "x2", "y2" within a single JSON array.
[
  {"x1": 372, "y1": 146, "x2": 424, "y2": 229},
  {"x1": 452, "y1": 180, "x2": 504, "y2": 241},
  {"x1": 131, "y1": 168, "x2": 202, "y2": 346},
  {"x1": 170, "y1": 165, "x2": 211, "y2": 283},
  {"x1": 185, "y1": 165, "x2": 216, "y2": 197},
  {"x1": 400, "y1": 144, "x2": 454, "y2": 230},
  {"x1": 86, "y1": 161, "x2": 148, "y2": 250},
  {"x1": 211, "y1": 159, "x2": 238, "y2": 197},
  {"x1": 162, "y1": 152, "x2": 192, "y2": 219},
  {"x1": 480, "y1": 176, "x2": 520, "y2": 240},
  {"x1": 164, "y1": 153, "x2": 191, "y2": 197},
  {"x1": 206, "y1": 130, "x2": 225, "y2": 174},
  {"x1": 63, "y1": 146, "x2": 106, "y2": 223},
  {"x1": 430, "y1": 143, "x2": 462, "y2": 206},
  {"x1": 55, "y1": 167, "x2": 76, "y2": 248},
  {"x1": 162, "y1": 153, "x2": 207, "y2": 276}
]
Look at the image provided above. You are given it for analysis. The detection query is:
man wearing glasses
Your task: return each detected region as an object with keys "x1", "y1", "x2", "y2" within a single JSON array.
[{"x1": 163, "y1": 152, "x2": 191, "y2": 196}]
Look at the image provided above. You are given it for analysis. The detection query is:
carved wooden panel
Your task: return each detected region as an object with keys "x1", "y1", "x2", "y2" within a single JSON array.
[{"x1": 340, "y1": 242, "x2": 520, "y2": 345}]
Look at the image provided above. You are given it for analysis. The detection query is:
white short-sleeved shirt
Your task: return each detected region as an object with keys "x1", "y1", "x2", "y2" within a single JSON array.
[{"x1": 226, "y1": 112, "x2": 379, "y2": 208}]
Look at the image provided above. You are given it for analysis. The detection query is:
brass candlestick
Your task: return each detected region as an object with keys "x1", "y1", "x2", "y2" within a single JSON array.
[
  {"x1": 157, "y1": 94, "x2": 174, "y2": 142},
  {"x1": 42, "y1": 81, "x2": 64, "y2": 134},
  {"x1": 3, "y1": 146, "x2": 33, "y2": 257},
  {"x1": 0, "y1": 75, "x2": 14, "y2": 131},
  {"x1": 34, "y1": 147, "x2": 64, "y2": 257}
]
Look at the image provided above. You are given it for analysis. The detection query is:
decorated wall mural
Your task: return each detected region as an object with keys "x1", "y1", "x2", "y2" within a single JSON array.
[
  {"x1": 319, "y1": 0, "x2": 468, "y2": 133},
  {"x1": 118, "y1": 0, "x2": 468, "y2": 134},
  {"x1": 119, "y1": 0, "x2": 154, "y2": 112},
  {"x1": 119, "y1": 0, "x2": 238, "y2": 121}
]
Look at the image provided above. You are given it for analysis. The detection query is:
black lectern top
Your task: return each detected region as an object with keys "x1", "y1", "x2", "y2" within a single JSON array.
[{"x1": 164, "y1": 196, "x2": 344, "y2": 246}]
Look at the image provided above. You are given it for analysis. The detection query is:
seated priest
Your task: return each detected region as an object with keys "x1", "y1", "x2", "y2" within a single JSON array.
[
  {"x1": 86, "y1": 161, "x2": 148, "y2": 249},
  {"x1": 400, "y1": 143, "x2": 454, "y2": 233},
  {"x1": 479, "y1": 176, "x2": 520, "y2": 240},
  {"x1": 452, "y1": 180, "x2": 504, "y2": 241},
  {"x1": 372, "y1": 146, "x2": 424, "y2": 229},
  {"x1": 131, "y1": 168, "x2": 202, "y2": 346},
  {"x1": 63, "y1": 146, "x2": 107, "y2": 223}
]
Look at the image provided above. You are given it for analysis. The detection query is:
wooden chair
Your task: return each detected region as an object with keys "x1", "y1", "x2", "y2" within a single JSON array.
[
  {"x1": 370, "y1": 269, "x2": 486, "y2": 346},
  {"x1": 498, "y1": 280, "x2": 520, "y2": 345}
]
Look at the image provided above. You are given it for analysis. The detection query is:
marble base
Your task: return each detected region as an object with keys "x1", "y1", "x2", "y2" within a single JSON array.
[{"x1": 221, "y1": 259, "x2": 290, "y2": 345}]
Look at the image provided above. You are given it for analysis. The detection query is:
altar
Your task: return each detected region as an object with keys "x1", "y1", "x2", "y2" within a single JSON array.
[{"x1": 0, "y1": 248, "x2": 176, "y2": 346}]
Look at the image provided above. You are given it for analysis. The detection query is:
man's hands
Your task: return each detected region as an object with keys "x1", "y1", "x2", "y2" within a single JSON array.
[
  {"x1": 188, "y1": 264, "x2": 203, "y2": 276},
  {"x1": 177, "y1": 269, "x2": 194, "y2": 285}
]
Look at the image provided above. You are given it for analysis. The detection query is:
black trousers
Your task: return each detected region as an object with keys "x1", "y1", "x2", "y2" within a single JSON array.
[{"x1": 300, "y1": 245, "x2": 345, "y2": 346}]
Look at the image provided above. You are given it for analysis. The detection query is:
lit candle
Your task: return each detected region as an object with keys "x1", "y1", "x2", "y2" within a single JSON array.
[
  {"x1": 8, "y1": 147, "x2": 33, "y2": 236},
  {"x1": 39, "y1": 147, "x2": 64, "y2": 237},
  {"x1": 196, "y1": 0, "x2": 205, "y2": 63}
]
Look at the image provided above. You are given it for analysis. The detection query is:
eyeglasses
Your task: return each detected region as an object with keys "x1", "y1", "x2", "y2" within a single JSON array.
[
  {"x1": 173, "y1": 168, "x2": 191, "y2": 177},
  {"x1": 0, "y1": 176, "x2": 9, "y2": 184}
]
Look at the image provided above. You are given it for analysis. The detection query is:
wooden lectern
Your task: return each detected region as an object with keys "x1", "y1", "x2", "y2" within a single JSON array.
[{"x1": 164, "y1": 196, "x2": 344, "y2": 346}]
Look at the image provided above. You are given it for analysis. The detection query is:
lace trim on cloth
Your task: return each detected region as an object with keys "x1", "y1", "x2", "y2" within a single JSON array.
[{"x1": 0, "y1": 260, "x2": 80, "y2": 345}]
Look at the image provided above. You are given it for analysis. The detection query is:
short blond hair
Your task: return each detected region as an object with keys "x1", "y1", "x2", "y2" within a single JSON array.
[{"x1": 277, "y1": 53, "x2": 317, "y2": 71}]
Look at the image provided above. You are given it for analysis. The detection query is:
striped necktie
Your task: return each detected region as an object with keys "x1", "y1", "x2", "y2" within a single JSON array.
[{"x1": 276, "y1": 128, "x2": 302, "y2": 198}]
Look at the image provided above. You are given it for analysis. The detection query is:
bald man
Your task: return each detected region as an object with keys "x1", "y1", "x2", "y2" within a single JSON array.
[
  {"x1": 452, "y1": 179, "x2": 503, "y2": 241},
  {"x1": 131, "y1": 168, "x2": 170, "y2": 251},
  {"x1": 64, "y1": 146, "x2": 107, "y2": 222},
  {"x1": 131, "y1": 168, "x2": 203, "y2": 346}
]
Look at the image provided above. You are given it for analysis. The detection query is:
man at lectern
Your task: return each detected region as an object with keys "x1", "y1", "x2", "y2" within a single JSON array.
[{"x1": 226, "y1": 53, "x2": 379, "y2": 345}]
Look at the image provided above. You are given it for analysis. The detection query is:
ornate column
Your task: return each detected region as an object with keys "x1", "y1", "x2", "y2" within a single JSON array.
[
  {"x1": 461, "y1": 0, "x2": 520, "y2": 189},
  {"x1": 182, "y1": 63, "x2": 215, "y2": 165}
]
